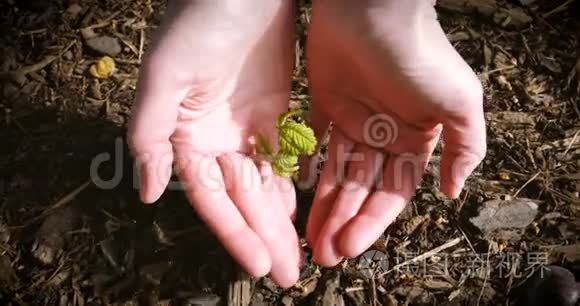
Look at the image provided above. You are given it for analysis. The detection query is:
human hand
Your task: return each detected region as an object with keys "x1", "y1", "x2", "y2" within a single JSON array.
[
  {"x1": 127, "y1": 0, "x2": 301, "y2": 287},
  {"x1": 303, "y1": 0, "x2": 487, "y2": 266}
]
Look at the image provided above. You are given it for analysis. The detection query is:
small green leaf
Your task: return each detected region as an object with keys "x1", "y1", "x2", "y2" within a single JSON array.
[
  {"x1": 253, "y1": 109, "x2": 318, "y2": 178},
  {"x1": 278, "y1": 121, "x2": 317, "y2": 156},
  {"x1": 277, "y1": 109, "x2": 303, "y2": 128},
  {"x1": 272, "y1": 153, "x2": 299, "y2": 177}
]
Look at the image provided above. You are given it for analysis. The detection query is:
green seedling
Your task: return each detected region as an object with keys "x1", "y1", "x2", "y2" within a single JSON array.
[{"x1": 256, "y1": 109, "x2": 317, "y2": 178}]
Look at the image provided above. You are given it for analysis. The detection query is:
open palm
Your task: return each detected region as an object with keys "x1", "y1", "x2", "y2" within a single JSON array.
[
  {"x1": 305, "y1": 0, "x2": 487, "y2": 266},
  {"x1": 127, "y1": 1, "x2": 301, "y2": 287}
]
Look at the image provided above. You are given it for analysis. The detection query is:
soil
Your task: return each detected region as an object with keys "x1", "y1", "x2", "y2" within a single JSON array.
[{"x1": 0, "y1": 0, "x2": 579, "y2": 305}]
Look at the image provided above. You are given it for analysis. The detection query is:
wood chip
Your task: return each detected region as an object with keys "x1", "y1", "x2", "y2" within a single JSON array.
[
  {"x1": 485, "y1": 111, "x2": 536, "y2": 127},
  {"x1": 423, "y1": 280, "x2": 454, "y2": 290},
  {"x1": 465, "y1": 198, "x2": 539, "y2": 239},
  {"x1": 437, "y1": 0, "x2": 497, "y2": 16},
  {"x1": 552, "y1": 243, "x2": 580, "y2": 262},
  {"x1": 0, "y1": 254, "x2": 17, "y2": 287},
  {"x1": 313, "y1": 271, "x2": 345, "y2": 306},
  {"x1": 228, "y1": 268, "x2": 253, "y2": 306},
  {"x1": 31, "y1": 205, "x2": 81, "y2": 265}
]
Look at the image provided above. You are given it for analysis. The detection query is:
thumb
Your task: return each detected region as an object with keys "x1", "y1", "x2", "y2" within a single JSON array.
[
  {"x1": 440, "y1": 105, "x2": 487, "y2": 199},
  {"x1": 127, "y1": 56, "x2": 188, "y2": 203}
]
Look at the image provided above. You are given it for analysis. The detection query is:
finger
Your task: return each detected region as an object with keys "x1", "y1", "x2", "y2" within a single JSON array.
[
  {"x1": 339, "y1": 152, "x2": 430, "y2": 258},
  {"x1": 297, "y1": 104, "x2": 331, "y2": 190},
  {"x1": 127, "y1": 52, "x2": 188, "y2": 203},
  {"x1": 176, "y1": 153, "x2": 272, "y2": 278},
  {"x1": 440, "y1": 104, "x2": 487, "y2": 199},
  {"x1": 218, "y1": 153, "x2": 300, "y2": 288},
  {"x1": 275, "y1": 176, "x2": 297, "y2": 220},
  {"x1": 305, "y1": 130, "x2": 354, "y2": 249},
  {"x1": 313, "y1": 144, "x2": 384, "y2": 267},
  {"x1": 262, "y1": 165, "x2": 304, "y2": 270},
  {"x1": 258, "y1": 161, "x2": 297, "y2": 220}
]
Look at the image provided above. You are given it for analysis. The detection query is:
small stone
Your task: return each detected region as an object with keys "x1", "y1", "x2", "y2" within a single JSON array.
[
  {"x1": 494, "y1": 7, "x2": 532, "y2": 28},
  {"x1": 80, "y1": 28, "x2": 97, "y2": 40},
  {"x1": 463, "y1": 198, "x2": 539, "y2": 239},
  {"x1": 85, "y1": 36, "x2": 121, "y2": 56},
  {"x1": 281, "y1": 296, "x2": 294, "y2": 306},
  {"x1": 63, "y1": 51, "x2": 73, "y2": 61},
  {"x1": 66, "y1": 4, "x2": 83, "y2": 18}
]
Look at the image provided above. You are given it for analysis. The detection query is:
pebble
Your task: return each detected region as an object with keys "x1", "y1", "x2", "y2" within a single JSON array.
[
  {"x1": 463, "y1": 198, "x2": 538, "y2": 239},
  {"x1": 66, "y1": 4, "x2": 83, "y2": 18},
  {"x1": 85, "y1": 35, "x2": 121, "y2": 56},
  {"x1": 63, "y1": 51, "x2": 73, "y2": 61}
]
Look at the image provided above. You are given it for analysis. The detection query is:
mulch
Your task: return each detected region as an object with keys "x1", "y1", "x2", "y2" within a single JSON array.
[{"x1": 0, "y1": 0, "x2": 579, "y2": 305}]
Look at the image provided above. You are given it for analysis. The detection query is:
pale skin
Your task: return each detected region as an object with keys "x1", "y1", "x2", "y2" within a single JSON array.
[{"x1": 128, "y1": 0, "x2": 487, "y2": 287}]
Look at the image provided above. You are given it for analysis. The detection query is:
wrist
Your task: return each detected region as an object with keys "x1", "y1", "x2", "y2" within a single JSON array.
[
  {"x1": 172, "y1": 0, "x2": 294, "y2": 26},
  {"x1": 318, "y1": 0, "x2": 436, "y2": 24}
]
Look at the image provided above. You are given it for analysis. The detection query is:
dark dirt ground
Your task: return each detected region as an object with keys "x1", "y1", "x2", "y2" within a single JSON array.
[{"x1": 0, "y1": 0, "x2": 579, "y2": 305}]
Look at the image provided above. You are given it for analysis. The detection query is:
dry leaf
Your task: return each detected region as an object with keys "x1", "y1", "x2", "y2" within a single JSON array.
[{"x1": 553, "y1": 244, "x2": 580, "y2": 262}]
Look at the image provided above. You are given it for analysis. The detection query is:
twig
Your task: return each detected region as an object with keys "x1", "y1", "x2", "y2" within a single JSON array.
[
  {"x1": 513, "y1": 171, "x2": 542, "y2": 198},
  {"x1": 0, "y1": 56, "x2": 57, "y2": 84},
  {"x1": 227, "y1": 266, "x2": 253, "y2": 306},
  {"x1": 8, "y1": 179, "x2": 91, "y2": 229},
  {"x1": 0, "y1": 40, "x2": 75, "y2": 85},
  {"x1": 344, "y1": 286, "x2": 365, "y2": 293},
  {"x1": 479, "y1": 65, "x2": 518, "y2": 76},
  {"x1": 47, "y1": 179, "x2": 92, "y2": 212},
  {"x1": 370, "y1": 275, "x2": 377, "y2": 306},
  {"x1": 542, "y1": 0, "x2": 577, "y2": 18},
  {"x1": 138, "y1": 29, "x2": 145, "y2": 61},
  {"x1": 80, "y1": 11, "x2": 122, "y2": 31},
  {"x1": 113, "y1": 32, "x2": 139, "y2": 56},
  {"x1": 476, "y1": 243, "x2": 492, "y2": 306},
  {"x1": 382, "y1": 237, "x2": 463, "y2": 276},
  {"x1": 18, "y1": 29, "x2": 48, "y2": 36},
  {"x1": 458, "y1": 226, "x2": 481, "y2": 262},
  {"x1": 562, "y1": 130, "x2": 580, "y2": 157}
]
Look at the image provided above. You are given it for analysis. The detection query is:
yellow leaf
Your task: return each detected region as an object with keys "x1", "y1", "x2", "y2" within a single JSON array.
[{"x1": 89, "y1": 56, "x2": 115, "y2": 79}]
